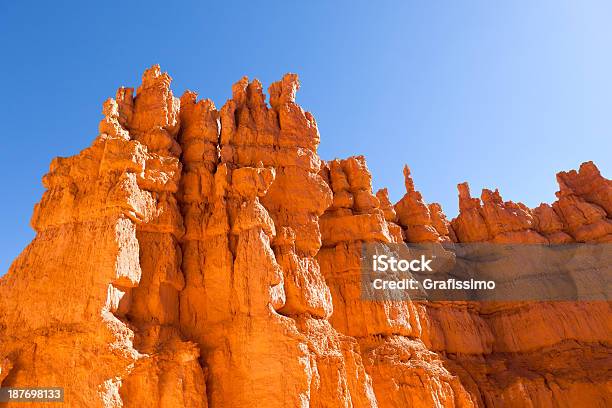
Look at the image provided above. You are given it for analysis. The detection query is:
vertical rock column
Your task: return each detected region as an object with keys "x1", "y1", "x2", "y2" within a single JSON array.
[
  {"x1": 262, "y1": 77, "x2": 377, "y2": 407},
  {"x1": 178, "y1": 75, "x2": 311, "y2": 407},
  {"x1": 0, "y1": 65, "x2": 206, "y2": 408},
  {"x1": 177, "y1": 74, "x2": 378, "y2": 407},
  {"x1": 116, "y1": 66, "x2": 207, "y2": 408}
]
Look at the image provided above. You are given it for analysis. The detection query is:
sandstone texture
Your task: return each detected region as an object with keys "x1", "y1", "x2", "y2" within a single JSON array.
[{"x1": 0, "y1": 66, "x2": 610, "y2": 407}]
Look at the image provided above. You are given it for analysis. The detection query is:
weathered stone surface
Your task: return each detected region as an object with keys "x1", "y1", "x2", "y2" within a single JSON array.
[
  {"x1": 177, "y1": 73, "x2": 376, "y2": 407},
  {"x1": 0, "y1": 66, "x2": 610, "y2": 407},
  {"x1": 1, "y1": 65, "x2": 205, "y2": 408},
  {"x1": 451, "y1": 162, "x2": 612, "y2": 245},
  {"x1": 394, "y1": 166, "x2": 451, "y2": 242}
]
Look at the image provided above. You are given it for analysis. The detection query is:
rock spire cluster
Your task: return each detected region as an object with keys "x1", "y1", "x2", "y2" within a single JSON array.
[{"x1": 0, "y1": 66, "x2": 610, "y2": 407}]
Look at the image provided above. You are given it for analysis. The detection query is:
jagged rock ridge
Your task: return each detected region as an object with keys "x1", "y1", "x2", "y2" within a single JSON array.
[{"x1": 0, "y1": 66, "x2": 610, "y2": 407}]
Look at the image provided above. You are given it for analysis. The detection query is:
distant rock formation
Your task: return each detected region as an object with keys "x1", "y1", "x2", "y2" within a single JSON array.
[
  {"x1": 0, "y1": 66, "x2": 610, "y2": 407},
  {"x1": 451, "y1": 162, "x2": 612, "y2": 244}
]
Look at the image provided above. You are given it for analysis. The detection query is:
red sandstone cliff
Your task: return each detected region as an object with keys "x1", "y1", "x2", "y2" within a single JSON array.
[{"x1": 0, "y1": 66, "x2": 610, "y2": 407}]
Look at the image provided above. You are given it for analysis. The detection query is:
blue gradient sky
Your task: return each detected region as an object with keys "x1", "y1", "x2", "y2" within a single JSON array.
[{"x1": 1, "y1": 1, "x2": 610, "y2": 274}]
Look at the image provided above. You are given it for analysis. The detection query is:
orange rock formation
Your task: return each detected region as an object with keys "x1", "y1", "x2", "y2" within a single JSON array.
[{"x1": 0, "y1": 66, "x2": 610, "y2": 407}]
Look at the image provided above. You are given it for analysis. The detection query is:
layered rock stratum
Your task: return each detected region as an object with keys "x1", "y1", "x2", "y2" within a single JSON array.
[{"x1": 0, "y1": 66, "x2": 610, "y2": 407}]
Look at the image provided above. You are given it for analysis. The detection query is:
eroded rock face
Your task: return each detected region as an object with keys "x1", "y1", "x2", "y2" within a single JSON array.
[
  {"x1": 1, "y1": 65, "x2": 206, "y2": 408},
  {"x1": 0, "y1": 66, "x2": 610, "y2": 407}
]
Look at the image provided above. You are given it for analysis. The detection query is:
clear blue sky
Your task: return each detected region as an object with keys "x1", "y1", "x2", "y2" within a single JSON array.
[{"x1": 1, "y1": 1, "x2": 610, "y2": 274}]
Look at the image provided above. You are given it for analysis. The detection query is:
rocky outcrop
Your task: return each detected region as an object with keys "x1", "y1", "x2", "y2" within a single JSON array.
[
  {"x1": 318, "y1": 158, "x2": 476, "y2": 407},
  {"x1": 0, "y1": 65, "x2": 206, "y2": 408},
  {"x1": 0, "y1": 66, "x2": 610, "y2": 407},
  {"x1": 438, "y1": 162, "x2": 612, "y2": 407},
  {"x1": 394, "y1": 165, "x2": 453, "y2": 242},
  {"x1": 450, "y1": 161, "x2": 612, "y2": 245}
]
